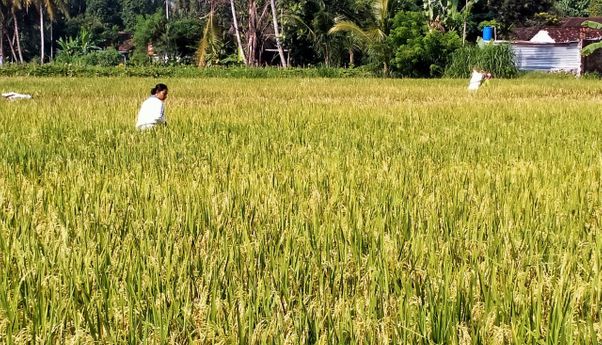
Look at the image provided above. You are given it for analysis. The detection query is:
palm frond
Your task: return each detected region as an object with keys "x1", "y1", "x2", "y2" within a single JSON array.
[
  {"x1": 376, "y1": 0, "x2": 389, "y2": 24},
  {"x1": 284, "y1": 13, "x2": 317, "y2": 40},
  {"x1": 197, "y1": 11, "x2": 220, "y2": 68},
  {"x1": 328, "y1": 19, "x2": 370, "y2": 43},
  {"x1": 365, "y1": 27, "x2": 386, "y2": 42}
]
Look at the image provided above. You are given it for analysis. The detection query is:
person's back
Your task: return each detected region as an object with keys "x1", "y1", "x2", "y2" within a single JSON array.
[
  {"x1": 136, "y1": 96, "x2": 165, "y2": 128},
  {"x1": 468, "y1": 70, "x2": 484, "y2": 92},
  {"x1": 136, "y1": 83, "x2": 168, "y2": 130}
]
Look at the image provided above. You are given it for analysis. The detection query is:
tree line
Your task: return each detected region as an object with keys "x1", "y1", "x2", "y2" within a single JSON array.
[{"x1": 0, "y1": 0, "x2": 600, "y2": 76}]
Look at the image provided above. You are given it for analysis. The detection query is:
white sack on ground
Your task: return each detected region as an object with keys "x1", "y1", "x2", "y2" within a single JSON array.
[{"x1": 2, "y1": 92, "x2": 33, "y2": 100}]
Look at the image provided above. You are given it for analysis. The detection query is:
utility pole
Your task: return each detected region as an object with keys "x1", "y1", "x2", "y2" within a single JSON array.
[{"x1": 165, "y1": 0, "x2": 170, "y2": 20}]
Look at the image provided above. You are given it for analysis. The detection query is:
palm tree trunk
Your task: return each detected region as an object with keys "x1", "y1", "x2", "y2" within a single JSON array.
[
  {"x1": 50, "y1": 22, "x2": 54, "y2": 60},
  {"x1": 0, "y1": 19, "x2": 4, "y2": 65},
  {"x1": 247, "y1": 0, "x2": 257, "y2": 66},
  {"x1": 40, "y1": 4, "x2": 45, "y2": 64},
  {"x1": 230, "y1": 0, "x2": 247, "y2": 65},
  {"x1": 12, "y1": 8, "x2": 23, "y2": 63},
  {"x1": 269, "y1": 0, "x2": 286, "y2": 67},
  {"x1": 4, "y1": 22, "x2": 17, "y2": 63},
  {"x1": 349, "y1": 48, "x2": 354, "y2": 67}
]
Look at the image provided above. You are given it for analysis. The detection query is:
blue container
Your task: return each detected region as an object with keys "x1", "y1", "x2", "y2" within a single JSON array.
[{"x1": 483, "y1": 26, "x2": 493, "y2": 41}]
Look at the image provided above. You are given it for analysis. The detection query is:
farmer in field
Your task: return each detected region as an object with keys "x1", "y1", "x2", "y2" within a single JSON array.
[
  {"x1": 136, "y1": 83, "x2": 168, "y2": 130},
  {"x1": 467, "y1": 69, "x2": 492, "y2": 92}
]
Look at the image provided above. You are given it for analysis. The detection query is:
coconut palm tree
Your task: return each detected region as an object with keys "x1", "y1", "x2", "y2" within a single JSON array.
[
  {"x1": 230, "y1": 0, "x2": 247, "y2": 65},
  {"x1": 197, "y1": 2, "x2": 221, "y2": 67},
  {"x1": 0, "y1": 2, "x2": 5, "y2": 64},
  {"x1": 32, "y1": 0, "x2": 68, "y2": 63},
  {"x1": 0, "y1": 1, "x2": 19, "y2": 63},
  {"x1": 328, "y1": 0, "x2": 392, "y2": 75},
  {"x1": 1, "y1": 0, "x2": 25, "y2": 63}
]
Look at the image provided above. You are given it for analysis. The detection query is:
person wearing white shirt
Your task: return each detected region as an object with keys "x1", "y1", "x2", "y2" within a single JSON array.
[
  {"x1": 136, "y1": 83, "x2": 168, "y2": 130},
  {"x1": 467, "y1": 69, "x2": 492, "y2": 92}
]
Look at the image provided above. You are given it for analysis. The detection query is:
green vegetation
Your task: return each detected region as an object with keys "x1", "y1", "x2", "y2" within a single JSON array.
[
  {"x1": 0, "y1": 0, "x2": 588, "y2": 74},
  {"x1": 0, "y1": 64, "x2": 376, "y2": 78},
  {"x1": 445, "y1": 44, "x2": 519, "y2": 78},
  {"x1": 389, "y1": 11, "x2": 462, "y2": 77},
  {"x1": 0, "y1": 77, "x2": 600, "y2": 343}
]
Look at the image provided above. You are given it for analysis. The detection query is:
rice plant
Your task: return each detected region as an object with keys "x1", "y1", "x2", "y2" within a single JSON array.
[{"x1": 0, "y1": 77, "x2": 600, "y2": 344}]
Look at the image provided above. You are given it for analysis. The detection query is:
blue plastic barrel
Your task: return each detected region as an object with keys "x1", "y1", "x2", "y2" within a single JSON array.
[{"x1": 483, "y1": 26, "x2": 493, "y2": 41}]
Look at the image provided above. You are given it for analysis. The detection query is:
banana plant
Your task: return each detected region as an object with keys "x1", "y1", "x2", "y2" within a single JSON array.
[
  {"x1": 56, "y1": 29, "x2": 100, "y2": 58},
  {"x1": 582, "y1": 20, "x2": 602, "y2": 56},
  {"x1": 424, "y1": 0, "x2": 479, "y2": 44}
]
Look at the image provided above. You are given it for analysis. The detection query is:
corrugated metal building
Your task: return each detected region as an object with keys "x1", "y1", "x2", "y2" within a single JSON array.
[
  {"x1": 511, "y1": 42, "x2": 581, "y2": 73},
  {"x1": 507, "y1": 17, "x2": 602, "y2": 75}
]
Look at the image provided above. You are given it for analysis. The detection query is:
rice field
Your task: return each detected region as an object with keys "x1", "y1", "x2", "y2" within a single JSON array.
[{"x1": 0, "y1": 76, "x2": 601, "y2": 344}]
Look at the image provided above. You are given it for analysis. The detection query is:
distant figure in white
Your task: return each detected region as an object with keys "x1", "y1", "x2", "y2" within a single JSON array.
[
  {"x1": 136, "y1": 83, "x2": 168, "y2": 130},
  {"x1": 468, "y1": 69, "x2": 492, "y2": 92}
]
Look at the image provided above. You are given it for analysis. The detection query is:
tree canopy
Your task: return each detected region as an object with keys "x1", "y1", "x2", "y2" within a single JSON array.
[{"x1": 0, "y1": 0, "x2": 594, "y2": 75}]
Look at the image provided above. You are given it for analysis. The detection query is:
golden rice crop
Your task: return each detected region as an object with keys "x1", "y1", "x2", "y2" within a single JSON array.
[{"x1": 0, "y1": 76, "x2": 600, "y2": 344}]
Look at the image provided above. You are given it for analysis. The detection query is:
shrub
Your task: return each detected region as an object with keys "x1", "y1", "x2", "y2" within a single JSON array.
[
  {"x1": 388, "y1": 11, "x2": 462, "y2": 78},
  {"x1": 445, "y1": 44, "x2": 518, "y2": 78},
  {"x1": 0, "y1": 64, "x2": 377, "y2": 78},
  {"x1": 78, "y1": 48, "x2": 123, "y2": 67}
]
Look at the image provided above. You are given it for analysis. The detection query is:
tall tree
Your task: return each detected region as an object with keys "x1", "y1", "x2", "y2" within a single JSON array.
[
  {"x1": 329, "y1": 0, "x2": 394, "y2": 74},
  {"x1": 86, "y1": 0, "x2": 122, "y2": 25},
  {"x1": 0, "y1": 2, "x2": 5, "y2": 64},
  {"x1": 589, "y1": 0, "x2": 602, "y2": 15},
  {"x1": 8, "y1": 0, "x2": 24, "y2": 62},
  {"x1": 424, "y1": 0, "x2": 480, "y2": 45},
  {"x1": 197, "y1": 3, "x2": 220, "y2": 66},
  {"x1": 230, "y1": 0, "x2": 247, "y2": 64},
  {"x1": 0, "y1": 1, "x2": 19, "y2": 63},
  {"x1": 246, "y1": 0, "x2": 259, "y2": 65},
  {"x1": 481, "y1": 0, "x2": 553, "y2": 28},
  {"x1": 280, "y1": 0, "x2": 377, "y2": 67},
  {"x1": 33, "y1": 0, "x2": 68, "y2": 63},
  {"x1": 269, "y1": 0, "x2": 286, "y2": 67},
  {"x1": 231, "y1": 0, "x2": 274, "y2": 66},
  {"x1": 554, "y1": 0, "x2": 590, "y2": 16},
  {"x1": 122, "y1": 0, "x2": 161, "y2": 31}
]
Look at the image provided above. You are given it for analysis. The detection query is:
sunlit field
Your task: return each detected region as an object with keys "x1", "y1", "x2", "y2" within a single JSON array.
[{"x1": 0, "y1": 76, "x2": 601, "y2": 344}]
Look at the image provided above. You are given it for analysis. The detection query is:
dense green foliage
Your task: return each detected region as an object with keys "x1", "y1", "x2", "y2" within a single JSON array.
[
  {"x1": 484, "y1": 0, "x2": 555, "y2": 27},
  {"x1": 555, "y1": 0, "x2": 590, "y2": 16},
  {"x1": 0, "y1": 77, "x2": 601, "y2": 343},
  {"x1": 0, "y1": 0, "x2": 590, "y2": 73},
  {"x1": 389, "y1": 11, "x2": 462, "y2": 77},
  {"x1": 0, "y1": 64, "x2": 376, "y2": 78},
  {"x1": 445, "y1": 44, "x2": 519, "y2": 78},
  {"x1": 590, "y1": 0, "x2": 602, "y2": 15}
]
